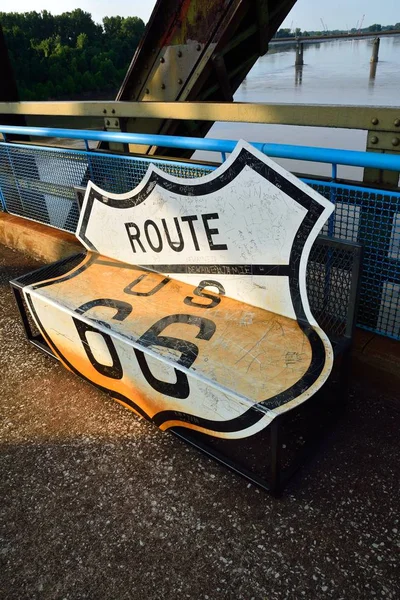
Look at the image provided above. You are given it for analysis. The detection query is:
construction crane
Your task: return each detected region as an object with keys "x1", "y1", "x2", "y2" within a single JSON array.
[
  {"x1": 320, "y1": 18, "x2": 328, "y2": 33},
  {"x1": 357, "y1": 14, "x2": 365, "y2": 34}
]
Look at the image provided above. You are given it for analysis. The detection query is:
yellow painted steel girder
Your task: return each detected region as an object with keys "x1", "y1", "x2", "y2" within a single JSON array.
[{"x1": 1, "y1": 101, "x2": 400, "y2": 133}]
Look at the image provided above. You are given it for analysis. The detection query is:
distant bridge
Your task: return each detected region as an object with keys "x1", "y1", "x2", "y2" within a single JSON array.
[{"x1": 270, "y1": 29, "x2": 400, "y2": 44}]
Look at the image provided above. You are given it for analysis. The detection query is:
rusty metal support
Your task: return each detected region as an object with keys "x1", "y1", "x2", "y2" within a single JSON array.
[
  {"x1": 211, "y1": 54, "x2": 234, "y2": 101},
  {"x1": 255, "y1": 0, "x2": 270, "y2": 55},
  {"x1": 112, "y1": 0, "x2": 297, "y2": 156}
]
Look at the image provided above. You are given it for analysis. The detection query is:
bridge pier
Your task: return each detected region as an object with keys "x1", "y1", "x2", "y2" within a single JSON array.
[
  {"x1": 295, "y1": 42, "x2": 304, "y2": 66},
  {"x1": 370, "y1": 37, "x2": 380, "y2": 63},
  {"x1": 369, "y1": 61, "x2": 377, "y2": 85},
  {"x1": 295, "y1": 64, "x2": 303, "y2": 85}
]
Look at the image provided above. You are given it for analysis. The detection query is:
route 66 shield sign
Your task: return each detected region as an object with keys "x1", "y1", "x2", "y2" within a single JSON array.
[{"x1": 21, "y1": 141, "x2": 334, "y2": 440}]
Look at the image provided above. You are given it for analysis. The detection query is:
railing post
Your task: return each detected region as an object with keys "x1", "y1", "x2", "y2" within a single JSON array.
[
  {"x1": 328, "y1": 164, "x2": 337, "y2": 237},
  {"x1": 84, "y1": 139, "x2": 95, "y2": 182},
  {"x1": 3, "y1": 142, "x2": 25, "y2": 215},
  {"x1": 324, "y1": 164, "x2": 338, "y2": 306}
]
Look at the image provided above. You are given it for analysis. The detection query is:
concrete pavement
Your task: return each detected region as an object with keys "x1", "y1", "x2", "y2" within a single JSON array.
[{"x1": 0, "y1": 243, "x2": 399, "y2": 600}]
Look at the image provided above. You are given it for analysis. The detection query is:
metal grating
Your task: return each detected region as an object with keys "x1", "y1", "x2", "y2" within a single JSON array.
[
  {"x1": 307, "y1": 238, "x2": 360, "y2": 341},
  {"x1": 0, "y1": 142, "x2": 399, "y2": 340},
  {"x1": 87, "y1": 152, "x2": 212, "y2": 194},
  {"x1": 0, "y1": 144, "x2": 213, "y2": 231},
  {"x1": 307, "y1": 181, "x2": 400, "y2": 340}
]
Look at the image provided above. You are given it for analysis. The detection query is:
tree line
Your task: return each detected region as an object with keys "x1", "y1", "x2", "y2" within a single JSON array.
[
  {"x1": 0, "y1": 9, "x2": 145, "y2": 100},
  {"x1": 2, "y1": 10, "x2": 399, "y2": 100}
]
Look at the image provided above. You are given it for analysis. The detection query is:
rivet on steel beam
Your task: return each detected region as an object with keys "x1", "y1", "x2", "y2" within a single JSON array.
[
  {"x1": 196, "y1": 44, "x2": 201, "y2": 51},
  {"x1": 370, "y1": 136, "x2": 379, "y2": 144},
  {"x1": 178, "y1": 78, "x2": 183, "y2": 84},
  {"x1": 161, "y1": 83, "x2": 166, "y2": 89},
  {"x1": 106, "y1": 120, "x2": 110, "y2": 126},
  {"x1": 371, "y1": 117, "x2": 379, "y2": 125},
  {"x1": 392, "y1": 137, "x2": 400, "y2": 146},
  {"x1": 103, "y1": 109, "x2": 107, "y2": 114},
  {"x1": 111, "y1": 109, "x2": 115, "y2": 114},
  {"x1": 160, "y1": 57, "x2": 165, "y2": 63},
  {"x1": 394, "y1": 119, "x2": 400, "y2": 127},
  {"x1": 114, "y1": 120, "x2": 119, "y2": 127},
  {"x1": 177, "y1": 50, "x2": 182, "y2": 57}
]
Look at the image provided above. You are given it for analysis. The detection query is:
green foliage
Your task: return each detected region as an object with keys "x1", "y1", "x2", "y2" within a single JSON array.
[
  {"x1": 0, "y1": 9, "x2": 145, "y2": 99},
  {"x1": 275, "y1": 28, "x2": 294, "y2": 38}
]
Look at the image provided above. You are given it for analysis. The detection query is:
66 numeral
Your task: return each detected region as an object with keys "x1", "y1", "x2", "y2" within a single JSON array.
[{"x1": 73, "y1": 277, "x2": 224, "y2": 398}]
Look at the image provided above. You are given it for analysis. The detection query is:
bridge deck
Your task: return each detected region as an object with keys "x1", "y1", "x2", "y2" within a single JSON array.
[{"x1": 1, "y1": 242, "x2": 399, "y2": 600}]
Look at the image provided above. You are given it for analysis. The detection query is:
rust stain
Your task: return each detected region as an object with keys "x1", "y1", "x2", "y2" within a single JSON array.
[{"x1": 162, "y1": 0, "x2": 228, "y2": 46}]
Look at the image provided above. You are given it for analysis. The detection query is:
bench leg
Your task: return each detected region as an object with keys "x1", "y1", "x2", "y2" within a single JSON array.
[
  {"x1": 269, "y1": 417, "x2": 282, "y2": 495},
  {"x1": 339, "y1": 346, "x2": 352, "y2": 408},
  {"x1": 11, "y1": 284, "x2": 34, "y2": 340},
  {"x1": 11, "y1": 283, "x2": 56, "y2": 359}
]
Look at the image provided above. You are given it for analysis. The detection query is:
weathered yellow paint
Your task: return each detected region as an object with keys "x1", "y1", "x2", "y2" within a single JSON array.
[{"x1": 1, "y1": 101, "x2": 399, "y2": 131}]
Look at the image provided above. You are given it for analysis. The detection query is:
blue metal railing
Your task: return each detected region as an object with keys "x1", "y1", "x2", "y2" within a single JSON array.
[
  {"x1": 2, "y1": 124, "x2": 400, "y2": 177},
  {"x1": 0, "y1": 125, "x2": 399, "y2": 341}
]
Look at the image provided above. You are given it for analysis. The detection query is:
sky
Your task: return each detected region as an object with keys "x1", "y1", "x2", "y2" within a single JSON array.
[{"x1": 1, "y1": 0, "x2": 399, "y2": 31}]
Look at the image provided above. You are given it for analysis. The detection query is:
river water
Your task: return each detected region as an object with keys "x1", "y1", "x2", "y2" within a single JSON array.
[{"x1": 195, "y1": 34, "x2": 400, "y2": 179}]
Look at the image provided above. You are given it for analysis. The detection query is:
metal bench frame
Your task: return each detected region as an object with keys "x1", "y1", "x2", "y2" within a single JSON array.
[{"x1": 10, "y1": 234, "x2": 362, "y2": 494}]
